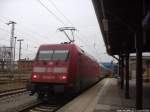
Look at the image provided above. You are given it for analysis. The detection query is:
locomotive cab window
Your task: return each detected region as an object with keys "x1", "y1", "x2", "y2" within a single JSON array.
[
  {"x1": 38, "y1": 50, "x2": 69, "y2": 61},
  {"x1": 38, "y1": 50, "x2": 53, "y2": 60},
  {"x1": 53, "y1": 50, "x2": 69, "y2": 61}
]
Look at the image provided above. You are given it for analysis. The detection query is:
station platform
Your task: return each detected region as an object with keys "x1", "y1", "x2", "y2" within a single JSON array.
[{"x1": 57, "y1": 78, "x2": 150, "y2": 112}]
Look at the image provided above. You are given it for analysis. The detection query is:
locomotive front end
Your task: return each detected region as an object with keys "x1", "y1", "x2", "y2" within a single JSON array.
[{"x1": 30, "y1": 47, "x2": 70, "y2": 97}]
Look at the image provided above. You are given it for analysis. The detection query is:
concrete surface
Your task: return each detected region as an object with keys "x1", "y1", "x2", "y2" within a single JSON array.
[
  {"x1": 57, "y1": 78, "x2": 150, "y2": 112},
  {"x1": 57, "y1": 79, "x2": 107, "y2": 112}
]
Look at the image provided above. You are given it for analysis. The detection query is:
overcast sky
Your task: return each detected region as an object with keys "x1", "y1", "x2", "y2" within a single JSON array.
[{"x1": 0, "y1": 0, "x2": 113, "y2": 62}]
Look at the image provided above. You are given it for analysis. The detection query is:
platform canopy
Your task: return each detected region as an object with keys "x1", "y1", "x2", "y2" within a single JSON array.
[{"x1": 92, "y1": 0, "x2": 150, "y2": 55}]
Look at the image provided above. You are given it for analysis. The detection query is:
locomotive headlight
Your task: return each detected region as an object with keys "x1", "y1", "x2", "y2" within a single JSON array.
[
  {"x1": 53, "y1": 67, "x2": 68, "y2": 73},
  {"x1": 33, "y1": 67, "x2": 46, "y2": 72},
  {"x1": 33, "y1": 74, "x2": 38, "y2": 79},
  {"x1": 61, "y1": 76, "x2": 67, "y2": 79}
]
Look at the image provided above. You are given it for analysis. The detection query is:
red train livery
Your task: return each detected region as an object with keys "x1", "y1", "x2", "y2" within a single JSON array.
[{"x1": 30, "y1": 44, "x2": 101, "y2": 98}]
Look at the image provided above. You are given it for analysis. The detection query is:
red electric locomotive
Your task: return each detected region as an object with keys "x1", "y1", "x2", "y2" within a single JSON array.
[{"x1": 30, "y1": 43, "x2": 101, "y2": 98}]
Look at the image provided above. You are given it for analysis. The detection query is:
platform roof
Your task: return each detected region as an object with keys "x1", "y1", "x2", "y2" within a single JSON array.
[{"x1": 92, "y1": 0, "x2": 150, "y2": 55}]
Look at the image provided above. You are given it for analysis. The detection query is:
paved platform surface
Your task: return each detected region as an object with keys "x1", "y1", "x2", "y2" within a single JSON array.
[{"x1": 57, "y1": 78, "x2": 150, "y2": 112}]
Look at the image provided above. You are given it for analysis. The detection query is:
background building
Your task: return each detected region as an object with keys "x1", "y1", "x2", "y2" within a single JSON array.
[{"x1": 130, "y1": 56, "x2": 150, "y2": 81}]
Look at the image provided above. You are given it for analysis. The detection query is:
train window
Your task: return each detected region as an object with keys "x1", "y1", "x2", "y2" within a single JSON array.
[
  {"x1": 52, "y1": 50, "x2": 69, "y2": 61},
  {"x1": 38, "y1": 50, "x2": 53, "y2": 60}
]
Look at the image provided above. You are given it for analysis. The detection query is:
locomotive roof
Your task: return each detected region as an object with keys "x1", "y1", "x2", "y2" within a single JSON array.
[
  {"x1": 76, "y1": 45, "x2": 99, "y2": 63},
  {"x1": 40, "y1": 43, "x2": 74, "y2": 47},
  {"x1": 39, "y1": 44, "x2": 99, "y2": 63}
]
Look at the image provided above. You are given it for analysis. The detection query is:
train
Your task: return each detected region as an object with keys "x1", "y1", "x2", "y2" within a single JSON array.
[
  {"x1": 29, "y1": 43, "x2": 102, "y2": 98},
  {"x1": 100, "y1": 62, "x2": 118, "y2": 78},
  {"x1": 99, "y1": 63, "x2": 112, "y2": 78}
]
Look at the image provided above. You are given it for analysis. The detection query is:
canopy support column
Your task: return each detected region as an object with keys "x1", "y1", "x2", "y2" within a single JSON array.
[
  {"x1": 120, "y1": 55, "x2": 124, "y2": 89},
  {"x1": 135, "y1": 0, "x2": 143, "y2": 109},
  {"x1": 125, "y1": 53, "x2": 130, "y2": 99},
  {"x1": 135, "y1": 34, "x2": 143, "y2": 109}
]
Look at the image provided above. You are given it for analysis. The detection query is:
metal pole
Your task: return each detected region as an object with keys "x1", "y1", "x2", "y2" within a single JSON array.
[
  {"x1": 14, "y1": 37, "x2": 17, "y2": 61},
  {"x1": 17, "y1": 39, "x2": 24, "y2": 61},
  {"x1": 6, "y1": 21, "x2": 16, "y2": 76},
  {"x1": 125, "y1": 53, "x2": 130, "y2": 99}
]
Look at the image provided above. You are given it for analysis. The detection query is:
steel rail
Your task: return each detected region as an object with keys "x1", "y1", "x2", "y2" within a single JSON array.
[{"x1": 0, "y1": 88, "x2": 27, "y2": 97}]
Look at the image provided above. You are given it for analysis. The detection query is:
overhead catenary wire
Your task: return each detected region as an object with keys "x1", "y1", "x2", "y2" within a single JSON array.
[
  {"x1": 0, "y1": 3, "x2": 102, "y2": 60},
  {"x1": 46, "y1": 0, "x2": 99, "y2": 52},
  {"x1": 0, "y1": 19, "x2": 100, "y2": 60},
  {"x1": 1, "y1": 18, "x2": 51, "y2": 44},
  {"x1": 0, "y1": 17, "x2": 52, "y2": 49},
  {"x1": 37, "y1": 0, "x2": 81, "y2": 44},
  {"x1": 0, "y1": 27, "x2": 10, "y2": 33},
  {"x1": 0, "y1": 18, "x2": 4, "y2": 23},
  {"x1": 17, "y1": 23, "x2": 53, "y2": 42},
  {"x1": 0, "y1": 17, "x2": 7, "y2": 24},
  {"x1": 36, "y1": 0, "x2": 65, "y2": 25},
  {"x1": 0, "y1": 17, "x2": 40, "y2": 44},
  {"x1": 0, "y1": 17, "x2": 53, "y2": 42},
  {"x1": 37, "y1": 0, "x2": 96, "y2": 49},
  {"x1": 48, "y1": 0, "x2": 75, "y2": 26},
  {"x1": 16, "y1": 27, "x2": 49, "y2": 44},
  {"x1": 47, "y1": 1, "x2": 99, "y2": 45},
  {"x1": 14, "y1": 46, "x2": 37, "y2": 60},
  {"x1": 0, "y1": 39, "x2": 9, "y2": 42},
  {"x1": 75, "y1": 33, "x2": 101, "y2": 59},
  {"x1": 44, "y1": 0, "x2": 87, "y2": 44}
]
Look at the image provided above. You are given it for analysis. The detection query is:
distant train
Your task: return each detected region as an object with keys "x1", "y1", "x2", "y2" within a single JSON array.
[
  {"x1": 99, "y1": 63, "x2": 112, "y2": 78},
  {"x1": 29, "y1": 43, "x2": 101, "y2": 98},
  {"x1": 100, "y1": 62, "x2": 118, "y2": 78}
]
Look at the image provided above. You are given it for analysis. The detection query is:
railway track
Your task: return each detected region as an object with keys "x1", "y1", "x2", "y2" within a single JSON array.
[
  {"x1": 13, "y1": 100, "x2": 43, "y2": 112},
  {"x1": 19, "y1": 95, "x2": 73, "y2": 112},
  {"x1": 21, "y1": 102, "x2": 61, "y2": 112},
  {"x1": 18, "y1": 80, "x2": 104, "y2": 112},
  {"x1": 0, "y1": 87, "x2": 74, "y2": 112},
  {"x1": 0, "y1": 88, "x2": 28, "y2": 99}
]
